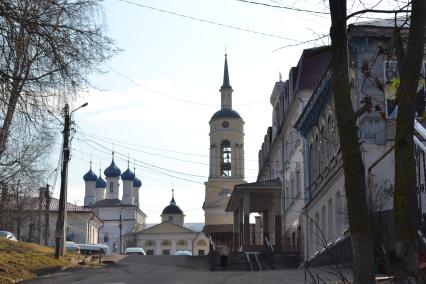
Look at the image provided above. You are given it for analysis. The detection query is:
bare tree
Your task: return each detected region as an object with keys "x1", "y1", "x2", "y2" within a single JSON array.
[
  {"x1": 392, "y1": 1, "x2": 426, "y2": 282},
  {"x1": 0, "y1": 0, "x2": 116, "y2": 158},
  {"x1": 328, "y1": 1, "x2": 376, "y2": 283}
]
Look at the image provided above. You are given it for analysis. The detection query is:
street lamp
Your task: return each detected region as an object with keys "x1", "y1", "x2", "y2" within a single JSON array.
[{"x1": 55, "y1": 102, "x2": 88, "y2": 259}]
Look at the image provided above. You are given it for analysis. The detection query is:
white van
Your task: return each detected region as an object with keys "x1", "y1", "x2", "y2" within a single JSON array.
[{"x1": 124, "y1": 247, "x2": 146, "y2": 255}]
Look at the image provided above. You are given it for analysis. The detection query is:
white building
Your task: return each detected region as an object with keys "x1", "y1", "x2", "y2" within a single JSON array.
[{"x1": 83, "y1": 157, "x2": 146, "y2": 254}]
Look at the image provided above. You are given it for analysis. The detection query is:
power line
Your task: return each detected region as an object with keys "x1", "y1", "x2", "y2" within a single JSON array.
[
  {"x1": 233, "y1": 0, "x2": 330, "y2": 15},
  {"x1": 79, "y1": 130, "x2": 260, "y2": 162},
  {"x1": 115, "y1": 0, "x2": 307, "y2": 42},
  {"x1": 106, "y1": 64, "x2": 266, "y2": 107}
]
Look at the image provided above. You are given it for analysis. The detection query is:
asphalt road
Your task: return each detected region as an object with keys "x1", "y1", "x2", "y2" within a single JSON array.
[{"x1": 23, "y1": 255, "x2": 353, "y2": 284}]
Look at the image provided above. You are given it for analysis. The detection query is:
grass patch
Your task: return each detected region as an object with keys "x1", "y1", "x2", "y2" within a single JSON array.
[{"x1": 0, "y1": 238, "x2": 73, "y2": 283}]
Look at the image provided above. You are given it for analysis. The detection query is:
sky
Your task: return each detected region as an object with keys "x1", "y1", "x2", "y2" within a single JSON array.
[{"x1": 46, "y1": 0, "x2": 393, "y2": 223}]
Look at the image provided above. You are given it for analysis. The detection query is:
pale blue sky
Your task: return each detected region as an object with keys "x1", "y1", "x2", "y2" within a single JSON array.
[{"x1": 48, "y1": 0, "x2": 390, "y2": 223}]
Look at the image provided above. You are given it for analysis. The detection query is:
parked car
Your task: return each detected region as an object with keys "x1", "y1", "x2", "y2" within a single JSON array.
[
  {"x1": 174, "y1": 250, "x2": 192, "y2": 256},
  {"x1": 66, "y1": 241, "x2": 80, "y2": 254},
  {"x1": 78, "y1": 244, "x2": 110, "y2": 256},
  {"x1": 0, "y1": 231, "x2": 17, "y2": 241},
  {"x1": 124, "y1": 247, "x2": 146, "y2": 255}
]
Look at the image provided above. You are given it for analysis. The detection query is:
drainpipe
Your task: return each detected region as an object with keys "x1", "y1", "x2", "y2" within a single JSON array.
[
  {"x1": 98, "y1": 220, "x2": 104, "y2": 244},
  {"x1": 87, "y1": 212, "x2": 95, "y2": 244},
  {"x1": 367, "y1": 145, "x2": 395, "y2": 206}
]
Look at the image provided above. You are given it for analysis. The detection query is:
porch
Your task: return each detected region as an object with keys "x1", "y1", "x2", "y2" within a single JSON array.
[{"x1": 225, "y1": 178, "x2": 283, "y2": 252}]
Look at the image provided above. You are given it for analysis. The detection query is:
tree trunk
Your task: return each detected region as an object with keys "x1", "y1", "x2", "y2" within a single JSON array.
[
  {"x1": 393, "y1": 1, "x2": 426, "y2": 283},
  {"x1": 328, "y1": 1, "x2": 375, "y2": 283}
]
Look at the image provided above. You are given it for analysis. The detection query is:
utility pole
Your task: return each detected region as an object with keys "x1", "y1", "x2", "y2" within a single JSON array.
[
  {"x1": 55, "y1": 104, "x2": 70, "y2": 259},
  {"x1": 44, "y1": 184, "x2": 51, "y2": 246}
]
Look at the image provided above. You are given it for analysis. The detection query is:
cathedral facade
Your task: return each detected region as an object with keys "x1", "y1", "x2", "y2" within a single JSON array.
[{"x1": 83, "y1": 157, "x2": 146, "y2": 254}]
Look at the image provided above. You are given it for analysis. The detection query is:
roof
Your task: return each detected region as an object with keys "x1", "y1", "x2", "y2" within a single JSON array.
[
  {"x1": 350, "y1": 17, "x2": 410, "y2": 28},
  {"x1": 162, "y1": 204, "x2": 183, "y2": 215},
  {"x1": 295, "y1": 71, "x2": 332, "y2": 137},
  {"x1": 49, "y1": 198, "x2": 93, "y2": 212},
  {"x1": 90, "y1": 198, "x2": 136, "y2": 208},
  {"x1": 226, "y1": 179, "x2": 282, "y2": 212},
  {"x1": 184, "y1": 223, "x2": 204, "y2": 232},
  {"x1": 138, "y1": 221, "x2": 197, "y2": 235},
  {"x1": 237, "y1": 178, "x2": 282, "y2": 188},
  {"x1": 83, "y1": 169, "x2": 97, "y2": 182},
  {"x1": 96, "y1": 176, "x2": 106, "y2": 188},
  {"x1": 104, "y1": 159, "x2": 121, "y2": 177},
  {"x1": 121, "y1": 168, "x2": 135, "y2": 181},
  {"x1": 295, "y1": 46, "x2": 332, "y2": 91},
  {"x1": 133, "y1": 176, "x2": 142, "y2": 187},
  {"x1": 210, "y1": 108, "x2": 242, "y2": 122}
]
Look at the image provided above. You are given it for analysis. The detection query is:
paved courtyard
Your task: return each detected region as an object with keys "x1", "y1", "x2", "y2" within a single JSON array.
[{"x1": 23, "y1": 255, "x2": 354, "y2": 284}]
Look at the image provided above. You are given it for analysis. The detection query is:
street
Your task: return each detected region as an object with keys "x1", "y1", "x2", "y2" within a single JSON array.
[{"x1": 23, "y1": 255, "x2": 353, "y2": 284}]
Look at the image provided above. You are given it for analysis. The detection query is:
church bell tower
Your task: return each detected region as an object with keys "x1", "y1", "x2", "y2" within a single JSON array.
[{"x1": 203, "y1": 54, "x2": 245, "y2": 243}]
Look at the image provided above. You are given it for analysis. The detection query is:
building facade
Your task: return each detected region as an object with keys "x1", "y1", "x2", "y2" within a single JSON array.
[
  {"x1": 136, "y1": 191, "x2": 209, "y2": 255},
  {"x1": 295, "y1": 19, "x2": 426, "y2": 263}
]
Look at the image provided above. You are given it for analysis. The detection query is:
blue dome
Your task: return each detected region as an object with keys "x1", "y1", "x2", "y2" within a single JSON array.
[
  {"x1": 83, "y1": 169, "x2": 97, "y2": 182},
  {"x1": 104, "y1": 160, "x2": 121, "y2": 177},
  {"x1": 95, "y1": 176, "x2": 106, "y2": 188},
  {"x1": 121, "y1": 168, "x2": 135, "y2": 181},
  {"x1": 133, "y1": 176, "x2": 142, "y2": 187}
]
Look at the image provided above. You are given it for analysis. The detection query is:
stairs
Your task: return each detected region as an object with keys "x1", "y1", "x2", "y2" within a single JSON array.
[{"x1": 227, "y1": 253, "x2": 250, "y2": 271}]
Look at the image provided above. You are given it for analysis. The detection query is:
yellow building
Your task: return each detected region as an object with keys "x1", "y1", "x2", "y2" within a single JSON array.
[
  {"x1": 203, "y1": 54, "x2": 245, "y2": 248},
  {"x1": 136, "y1": 190, "x2": 209, "y2": 256}
]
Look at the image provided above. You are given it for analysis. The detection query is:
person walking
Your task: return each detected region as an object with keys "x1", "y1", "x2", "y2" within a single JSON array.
[{"x1": 219, "y1": 241, "x2": 229, "y2": 269}]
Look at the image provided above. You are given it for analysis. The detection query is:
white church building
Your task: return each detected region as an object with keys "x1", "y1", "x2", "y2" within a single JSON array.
[{"x1": 83, "y1": 156, "x2": 146, "y2": 254}]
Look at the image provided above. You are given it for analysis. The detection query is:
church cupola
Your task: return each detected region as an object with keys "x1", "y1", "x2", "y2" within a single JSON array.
[
  {"x1": 133, "y1": 171, "x2": 142, "y2": 207},
  {"x1": 220, "y1": 54, "x2": 233, "y2": 110},
  {"x1": 104, "y1": 153, "x2": 121, "y2": 199},
  {"x1": 95, "y1": 169, "x2": 106, "y2": 202},
  {"x1": 121, "y1": 163, "x2": 135, "y2": 205},
  {"x1": 83, "y1": 163, "x2": 97, "y2": 206},
  {"x1": 161, "y1": 189, "x2": 184, "y2": 226}
]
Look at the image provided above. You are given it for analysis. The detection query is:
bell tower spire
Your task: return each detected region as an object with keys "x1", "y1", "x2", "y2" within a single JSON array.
[{"x1": 220, "y1": 54, "x2": 233, "y2": 110}]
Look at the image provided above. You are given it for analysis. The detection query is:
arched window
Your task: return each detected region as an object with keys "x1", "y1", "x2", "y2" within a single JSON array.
[
  {"x1": 314, "y1": 213, "x2": 320, "y2": 252},
  {"x1": 177, "y1": 240, "x2": 187, "y2": 246},
  {"x1": 161, "y1": 240, "x2": 171, "y2": 246},
  {"x1": 335, "y1": 191, "x2": 341, "y2": 236},
  {"x1": 221, "y1": 140, "x2": 232, "y2": 176},
  {"x1": 321, "y1": 206, "x2": 326, "y2": 244},
  {"x1": 109, "y1": 182, "x2": 113, "y2": 193},
  {"x1": 328, "y1": 198, "x2": 333, "y2": 241},
  {"x1": 197, "y1": 239, "x2": 207, "y2": 246}
]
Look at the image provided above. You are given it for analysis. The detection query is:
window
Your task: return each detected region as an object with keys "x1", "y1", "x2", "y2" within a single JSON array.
[
  {"x1": 221, "y1": 140, "x2": 232, "y2": 176},
  {"x1": 109, "y1": 182, "x2": 113, "y2": 193},
  {"x1": 197, "y1": 239, "x2": 207, "y2": 246},
  {"x1": 328, "y1": 199, "x2": 333, "y2": 241},
  {"x1": 198, "y1": 250, "x2": 205, "y2": 256},
  {"x1": 168, "y1": 216, "x2": 174, "y2": 222},
  {"x1": 162, "y1": 250, "x2": 170, "y2": 255},
  {"x1": 145, "y1": 240, "x2": 155, "y2": 246},
  {"x1": 104, "y1": 234, "x2": 109, "y2": 243},
  {"x1": 177, "y1": 240, "x2": 187, "y2": 246},
  {"x1": 161, "y1": 240, "x2": 171, "y2": 246},
  {"x1": 146, "y1": 249, "x2": 154, "y2": 255}
]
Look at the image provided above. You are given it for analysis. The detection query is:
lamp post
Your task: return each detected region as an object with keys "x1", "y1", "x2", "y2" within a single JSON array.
[{"x1": 55, "y1": 102, "x2": 88, "y2": 259}]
